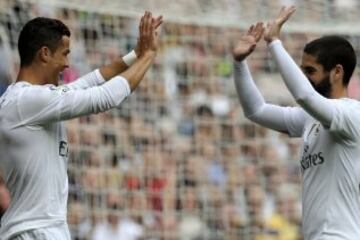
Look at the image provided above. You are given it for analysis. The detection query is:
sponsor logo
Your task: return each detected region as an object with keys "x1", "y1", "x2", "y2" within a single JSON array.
[
  {"x1": 301, "y1": 122, "x2": 324, "y2": 172},
  {"x1": 301, "y1": 151, "x2": 324, "y2": 171}
]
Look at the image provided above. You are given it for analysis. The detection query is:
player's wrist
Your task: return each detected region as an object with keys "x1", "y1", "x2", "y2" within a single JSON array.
[
  {"x1": 134, "y1": 46, "x2": 140, "y2": 58},
  {"x1": 142, "y1": 49, "x2": 157, "y2": 58},
  {"x1": 122, "y1": 50, "x2": 138, "y2": 66},
  {"x1": 233, "y1": 53, "x2": 249, "y2": 62},
  {"x1": 265, "y1": 36, "x2": 280, "y2": 44}
]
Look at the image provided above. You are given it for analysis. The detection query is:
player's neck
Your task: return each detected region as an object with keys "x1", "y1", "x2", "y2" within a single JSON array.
[
  {"x1": 16, "y1": 65, "x2": 48, "y2": 85},
  {"x1": 330, "y1": 87, "x2": 348, "y2": 99}
]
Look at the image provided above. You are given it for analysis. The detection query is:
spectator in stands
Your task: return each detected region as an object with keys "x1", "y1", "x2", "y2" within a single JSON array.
[{"x1": 0, "y1": 31, "x2": 12, "y2": 96}]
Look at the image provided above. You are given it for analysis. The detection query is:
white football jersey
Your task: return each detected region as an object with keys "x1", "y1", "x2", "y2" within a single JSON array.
[
  {"x1": 234, "y1": 40, "x2": 360, "y2": 240},
  {"x1": 0, "y1": 70, "x2": 130, "y2": 240},
  {"x1": 286, "y1": 99, "x2": 360, "y2": 240}
]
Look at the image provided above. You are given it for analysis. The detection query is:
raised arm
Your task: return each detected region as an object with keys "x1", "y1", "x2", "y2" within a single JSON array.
[
  {"x1": 233, "y1": 23, "x2": 306, "y2": 136},
  {"x1": 264, "y1": 6, "x2": 333, "y2": 127},
  {"x1": 120, "y1": 11, "x2": 158, "y2": 91},
  {"x1": 66, "y1": 12, "x2": 163, "y2": 90},
  {"x1": 233, "y1": 23, "x2": 266, "y2": 117}
]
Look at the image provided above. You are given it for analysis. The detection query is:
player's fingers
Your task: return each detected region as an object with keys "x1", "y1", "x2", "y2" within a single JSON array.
[
  {"x1": 149, "y1": 12, "x2": 154, "y2": 31},
  {"x1": 279, "y1": 6, "x2": 296, "y2": 24},
  {"x1": 144, "y1": 11, "x2": 152, "y2": 37},
  {"x1": 255, "y1": 23, "x2": 265, "y2": 41},
  {"x1": 139, "y1": 15, "x2": 145, "y2": 37},
  {"x1": 254, "y1": 22, "x2": 263, "y2": 33},
  {"x1": 153, "y1": 16, "x2": 163, "y2": 29},
  {"x1": 253, "y1": 22, "x2": 261, "y2": 38},
  {"x1": 285, "y1": 6, "x2": 296, "y2": 19},
  {"x1": 278, "y1": 6, "x2": 286, "y2": 18},
  {"x1": 247, "y1": 25, "x2": 254, "y2": 35},
  {"x1": 266, "y1": 21, "x2": 271, "y2": 29},
  {"x1": 148, "y1": 13, "x2": 155, "y2": 41}
]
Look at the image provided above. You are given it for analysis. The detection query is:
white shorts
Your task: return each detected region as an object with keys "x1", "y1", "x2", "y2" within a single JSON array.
[{"x1": 9, "y1": 224, "x2": 71, "y2": 240}]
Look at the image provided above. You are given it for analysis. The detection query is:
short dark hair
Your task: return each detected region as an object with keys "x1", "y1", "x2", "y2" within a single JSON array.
[
  {"x1": 304, "y1": 36, "x2": 356, "y2": 86},
  {"x1": 18, "y1": 17, "x2": 71, "y2": 67}
]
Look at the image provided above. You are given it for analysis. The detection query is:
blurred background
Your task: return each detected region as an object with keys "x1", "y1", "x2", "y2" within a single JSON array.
[{"x1": 0, "y1": 0, "x2": 360, "y2": 239}]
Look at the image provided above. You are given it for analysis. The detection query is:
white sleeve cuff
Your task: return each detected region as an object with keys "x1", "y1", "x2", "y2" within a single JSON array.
[
  {"x1": 268, "y1": 39, "x2": 282, "y2": 50},
  {"x1": 122, "y1": 50, "x2": 138, "y2": 66},
  {"x1": 94, "y1": 69, "x2": 106, "y2": 85}
]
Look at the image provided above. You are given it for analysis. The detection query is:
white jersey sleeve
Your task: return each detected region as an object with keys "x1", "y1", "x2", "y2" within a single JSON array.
[
  {"x1": 16, "y1": 75, "x2": 130, "y2": 126},
  {"x1": 234, "y1": 60, "x2": 306, "y2": 137},
  {"x1": 268, "y1": 40, "x2": 334, "y2": 128},
  {"x1": 330, "y1": 99, "x2": 360, "y2": 141},
  {"x1": 65, "y1": 69, "x2": 105, "y2": 90}
]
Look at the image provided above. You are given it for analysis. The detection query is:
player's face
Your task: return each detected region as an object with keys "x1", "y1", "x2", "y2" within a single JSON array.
[
  {"x1": 48, "y1": 36, "x2": 70, "y2": 85},
  {"x1": 301, "y1": 53, "x2": 332, "y2": 98}
]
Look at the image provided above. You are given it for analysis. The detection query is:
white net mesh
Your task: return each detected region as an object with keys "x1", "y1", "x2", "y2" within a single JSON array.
[{"x1": 0, "y1": 0, "x2": 360, "y2": 239}]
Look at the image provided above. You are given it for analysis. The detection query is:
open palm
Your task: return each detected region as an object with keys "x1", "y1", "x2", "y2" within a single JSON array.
[
  {"x1": 135, "y1": 13, "x2": 163, "y2": 57},
  {"x1": 233, "y1": 22, "x2": 264, "y2": 62},
  {"x1": 264, "y1": 6, "x2": 296, "y2": 43}
]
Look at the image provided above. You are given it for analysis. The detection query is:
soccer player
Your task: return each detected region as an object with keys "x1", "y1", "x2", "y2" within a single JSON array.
[
  {"x1": 233, "y1": 6, "x2": 360, "y2": 240},
  {"x1": 0, "y1": 11, "x2": 162, "y2": 240}
]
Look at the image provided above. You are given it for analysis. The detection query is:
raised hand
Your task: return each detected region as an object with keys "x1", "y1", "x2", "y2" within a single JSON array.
[
  {"x1": 233, "y1": 22, "x2": 264, "y2": 62},
  {"x1": 135, "y1": 12, "x2": 163, "y2": 57},
  {"x1": 264, "y1": 6, "x2": 296, "y2": 43}
]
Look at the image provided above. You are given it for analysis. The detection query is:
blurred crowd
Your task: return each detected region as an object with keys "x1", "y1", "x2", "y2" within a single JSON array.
[{"x1": 1, "y1": 1, "x2": 360, "y2": 240}]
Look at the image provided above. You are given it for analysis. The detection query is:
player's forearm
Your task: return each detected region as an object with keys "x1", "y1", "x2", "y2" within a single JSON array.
[
  {"x1": 234, "y1": 60, "x2": 300, "y2": 135},
  {"x1": 120, "y1": 51, "x2": 156, "y2": 91},
  {"x1": 268, "y1": 40, "x2": 333, "y2": 126},
  {"x1": 99, "y1": 58, "x2": 129, "y2": 81},
  {"x1": 71, "y1": 51, "x2": 136, "y2": 88},
  {"x1": 66, "y1": 69, "x2": 105, "y2": 90},
  {"x1": 234, "y1": 60, "x2": 266, "y2": 117},
  {"x1": 269, "y1": 40, "x2": 314, "y2": 101},
  {"x1": 99, "y1": 50, "x2": 138, "y2": 81}
]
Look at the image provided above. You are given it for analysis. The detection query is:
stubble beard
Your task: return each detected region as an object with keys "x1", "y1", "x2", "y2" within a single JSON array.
[{"x1": 309, "y1": 74, "x2": 332, "y2": 98}]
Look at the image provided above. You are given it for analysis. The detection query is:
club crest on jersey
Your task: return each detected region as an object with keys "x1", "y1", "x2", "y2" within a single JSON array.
[{"x1": 307, "y1": 123, "x2": 321, "y2": 138}]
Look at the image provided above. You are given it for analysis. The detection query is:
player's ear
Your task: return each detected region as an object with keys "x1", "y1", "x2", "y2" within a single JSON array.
[
  {"x1": 38, "y1": 46, "x2": 52, "y2": 63},
  {"x1": 330, "y1": 64, "x2": 344, "y2": 85}
]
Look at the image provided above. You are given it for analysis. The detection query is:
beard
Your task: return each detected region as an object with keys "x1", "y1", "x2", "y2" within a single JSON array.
[{"x1": 309, "y1": 74, "x2": 332, "y2": 98}]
